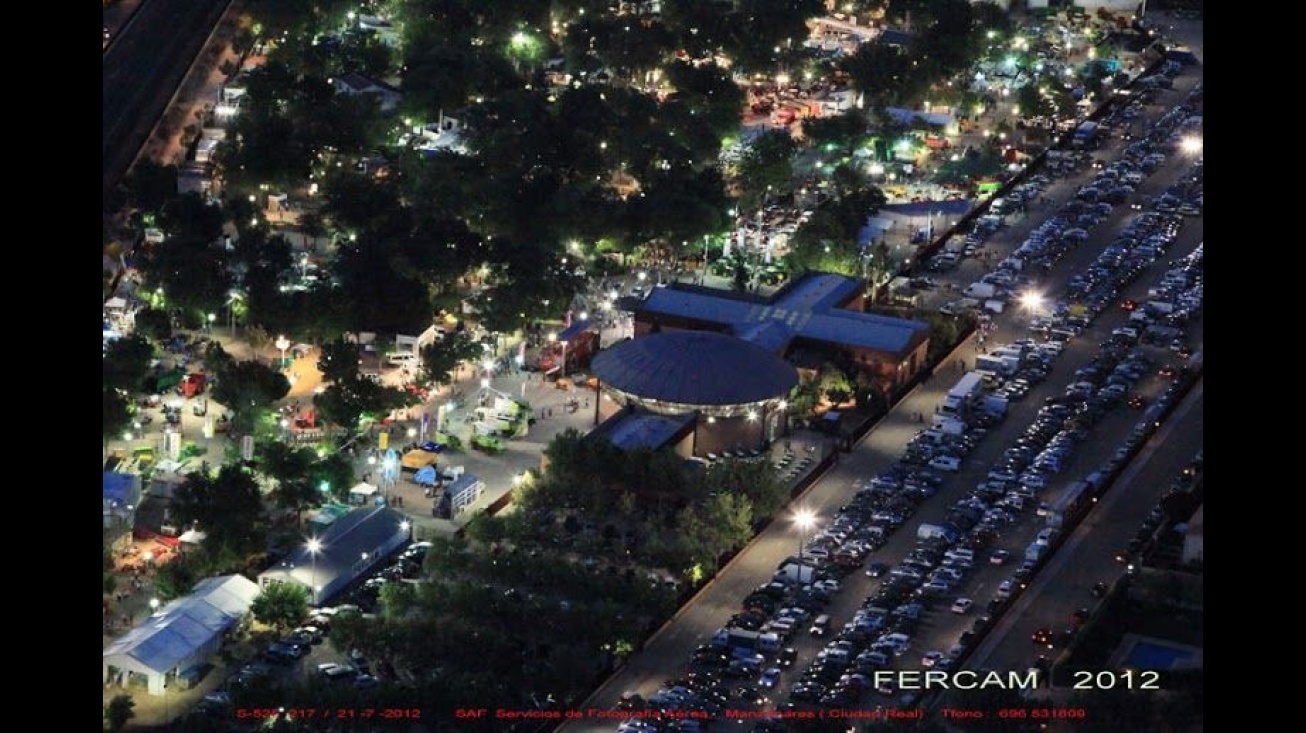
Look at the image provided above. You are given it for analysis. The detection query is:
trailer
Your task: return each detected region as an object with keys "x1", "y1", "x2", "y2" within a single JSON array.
[{"x1": 942, "y1": 372, "x2": 985, "y2": 414}]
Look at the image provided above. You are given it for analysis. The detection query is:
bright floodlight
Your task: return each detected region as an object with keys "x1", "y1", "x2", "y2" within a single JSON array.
[
  {"x1": 1180, "y1": 136, "x2": 1203, "y2": 155},
  {"x1": 793, "y1": 509, "x2": 816, "y2": 532},
  {"x1": 1020, "y1": 291, "x2": 1044, "y2": 311},
  {"x1": 307, "y1": 538, "x2": 322, "y2": 554}
]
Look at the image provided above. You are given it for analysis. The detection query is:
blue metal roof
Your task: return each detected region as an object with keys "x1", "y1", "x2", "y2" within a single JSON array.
[
  {"x1": 631, "y1": 273, "x2": 929, "y2": 358},
  {"x1": 592, "y1": 331, "x2": 797, "y2": 406},
  {"x1": 772, "y1": 272, "x2": 861, "y2": 313},
  {"x1": 801, "y1": 311, "x2": 929, "y2": 353},
  {"x1": 639, "y1": 287, "x2": 755, "y2": 325}
]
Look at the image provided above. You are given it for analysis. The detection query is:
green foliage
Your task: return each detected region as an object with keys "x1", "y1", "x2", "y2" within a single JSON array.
[
  {"x1": 103, "y1": 389, "x2": 133, "y2": 443},
  {"x1": 786, "y1": 379, "x2": 820, "y2": 420},
  {"x1": 170, "y1": 464, "x2": 267, "y2": 558},
  {"x1": 703, "y1": 459, "x2": 788, "y2": 519},
  {"x1": 420, "y1": 332, "x2": 484, "y2": 386},
  {"x1": 103, "y1": 335, "x2": 156, "y2": 394},
  {"x1": 251, "y1": 581, "x2": 310, "y2": 633},
  {"x1": 316, "y1": 339, "x2": 362, "y2": 386},
  {"x1": 153, "y1": 554, "x2": 200, "y2": 601},
  {"x1": 122, "y1": 160, "x2": 180, "y2": 214},
  {"x1": 104, "y1": 694, "x2": 135, "y2": 733},
  {"x1": 131, "y1": 307, "x2": 173, "y2": 342},
  {"x1": 314, "y1": 377, "x2": 417, "y2": 435},
  {"x1": 817, "y1": 363, "x2": 854, "y2": 404},
  {"x1": 736, "y1": 129, "x2": 797, "y2": 211},
  {"x1": 210, "y1": 360, "x2": 291, "y2": 435}
]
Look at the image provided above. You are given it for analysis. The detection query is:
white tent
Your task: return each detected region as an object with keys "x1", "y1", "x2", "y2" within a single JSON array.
[
  {"x1": 103, "y1": 575, "x2": 259, "y2": 695},
  {"x1": 349, "y1": 482, "x2": 378, "y2": 505}
]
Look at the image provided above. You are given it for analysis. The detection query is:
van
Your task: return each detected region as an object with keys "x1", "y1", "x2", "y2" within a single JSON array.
[{"x1": 810, "y1": 614, "x2": 832, "y2": 636}]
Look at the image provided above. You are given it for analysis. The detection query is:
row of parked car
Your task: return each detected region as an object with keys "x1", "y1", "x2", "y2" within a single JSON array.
[
  {"x1": 762, "y1": 84, "x2": 1209, "y2": 714},
  {"x1": 609, "y1": 66, "x2": 1204, "y2": 733}
]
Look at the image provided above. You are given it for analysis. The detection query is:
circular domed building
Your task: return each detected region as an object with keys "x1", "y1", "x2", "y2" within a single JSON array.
[{"x1": 591, "y1": 330, "x2": 797, "y2": 457}]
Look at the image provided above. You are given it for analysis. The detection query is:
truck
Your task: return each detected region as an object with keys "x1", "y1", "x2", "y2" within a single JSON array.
[
  {"x1": 917, "y1": 522, "x2": 960, "y2": 544},
  {"x1": 963, "y1": 282, "x2": 997, "y2": 300},
  {"x1": 1071, "y1": 121, "x2": 1100, "y2": 149},
  {"x1": 942, "y1": 372, "x2": 985, "y2": 414},
  {"x1": 178, "y1": 373, "x2": 207, "y2": 398},
  {"x1": 146, "y1": 367, "x2": 186, "y2": 395},
  {"x1": 976, "y1": 354, "x2": 1021, "y2": 377},
  {"x1": 711, "y1": 627, "x2": 781, "y2": 654},
  {"x1": 533, "y1": 330, "x2": 600, "y2": 375}
]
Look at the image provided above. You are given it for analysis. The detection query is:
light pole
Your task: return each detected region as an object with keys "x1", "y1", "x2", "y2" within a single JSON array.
[
  {"x1": 306, "y1": 538, "x2": 322, "y2": 605},
  {"x1": 149, "y1": 597, "x2": 160, "y2": 616},
  {"x1": 275, "y1": 334, "x2": 291, "y2": 370},
  {"x1": 793, "y1": 509, "x2": 816, "y2": 565},
  {"x1": 559, "y1": 339, "x2": 569, "y2": 379},
  {"x1": 383, "y1": 455, "x2": 397, "y2": 500},
  {"x1": 1019, "y1": 290, "x2": 1044, "y2": 321}
]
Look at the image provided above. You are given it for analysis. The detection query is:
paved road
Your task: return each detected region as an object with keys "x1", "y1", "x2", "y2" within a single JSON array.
[
  {"x1": 102, "y1": 0, "x2": 229, "y2": 207},
  {"x1": 964, "y1": 379, "x2": 1203, "y2": 679}
]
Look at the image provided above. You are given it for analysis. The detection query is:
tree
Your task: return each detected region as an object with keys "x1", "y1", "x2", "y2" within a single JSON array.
[
  {"x1": 735, "y1": 129, "x2": 796, "y2": 211},
  {"x1": 153, "y1": 554, "x2": 200, "y2": 600},
  {"x1": 171, "y1": 464, "x2": 267, "y2": 558},
  {"x1": 316, "y1": 339, "x2": 362, "y2": 385},
  {"x1": 314, "y1": 377, "x2": 417, "y2": 436},
  {"x1": 104, "y1": 694, "x2": 135, "y2": 733},
  {"x1": 420, "y1": 332, "x2": 484, "y2": 387},
  {"x1": 210, "y1": 359, "x2": 291, "y2": 435},
  {"x1": 122, "y1": 161, "x2": 180, "y2": 214},
  {"x1": 818, "y1": 363, "x2": 854, "y2": 405},
  {"x1": 103, "y1": 334, "x2": 156, "y2": 393},
  {"x1": 251, "y1": 581, "x2": 310, "y2": 633},
  {"x1": 259, "y1": 442, "x2": 321, "y2": 520},
  {"x1": 131, "y1": 307, "x2": 172, "y2": 342},
  {"x1": 103, "y1": 389, "x2": 133, "y2": 444},
  {"x1": 137, "y1": 230, "x2": 233, "y2": 320}
]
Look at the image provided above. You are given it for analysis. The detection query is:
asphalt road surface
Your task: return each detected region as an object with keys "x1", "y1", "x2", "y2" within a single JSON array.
[{"x1": 102, "y1": 0, "x2": 229, "y2": 208}]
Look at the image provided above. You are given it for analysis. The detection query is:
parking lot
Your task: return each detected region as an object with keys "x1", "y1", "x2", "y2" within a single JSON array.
[{"x1": 564, "y1": 51, "x2": 1203, "y2": 732}]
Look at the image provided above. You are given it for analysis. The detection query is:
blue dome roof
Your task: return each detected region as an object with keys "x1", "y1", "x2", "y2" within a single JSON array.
[{"x1": 592, "y1": 331, "x2": 797, "y2": 406}]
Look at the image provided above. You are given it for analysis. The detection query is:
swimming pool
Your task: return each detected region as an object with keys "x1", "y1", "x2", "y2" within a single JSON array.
[{"x1": 1125, "y1": 640, "x2": 1194, "y2": 669}]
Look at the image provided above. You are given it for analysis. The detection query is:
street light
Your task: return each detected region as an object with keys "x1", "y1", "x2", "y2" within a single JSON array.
[
  {"x1": 1019, "y1": 291, "x2": 1044, "y2": 319},
  {"x1": 206, "y1": 312, "x2": 216, "y2": 331},
  {"x1": 275, "y1": 335, "x2": 291, "y2": 370},
  {"x1": 1180, "y1": 136, "x2": 1203, "y2": 156},
  {"x1": 383, "y1": 455, "x2": 397, "y2": 498},
  {"x1": 149, "y1": 597, "x2": 160, "y2": 615},
  {"x1": 793, "y1": 509, "x2": 816, "y2": 563},
  {"x1": 306, "y1": 538, "x2": 322, "y2": 603}
]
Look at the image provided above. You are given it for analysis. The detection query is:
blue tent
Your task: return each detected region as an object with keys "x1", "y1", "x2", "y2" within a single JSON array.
[
  {"x1": 418, "y1": 441, "x2": 445, "y2": 453},
  {"x1": 413, "y1": 466, "x2": 439, "y2": 487}
]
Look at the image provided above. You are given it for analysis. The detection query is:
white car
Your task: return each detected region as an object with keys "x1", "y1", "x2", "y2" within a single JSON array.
[
  {"x1": 814, "y1": 579, "x2": 841, "y2": 594},
  {"x1": 921, "y1": 651, "x2": 945, "y2": 668},
  {"x1": 929, "y1": 455, "x2": 962, "y2": 472},
  {"x1": 996, "y1": 580, "x2": 1015, "y2": 600},
  {"x1": 990, "y1": 549, "x2": 1011, "y2": 565},
  {"x1": 950, "y1": 598, "x2": 974, "y2": 614}
]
